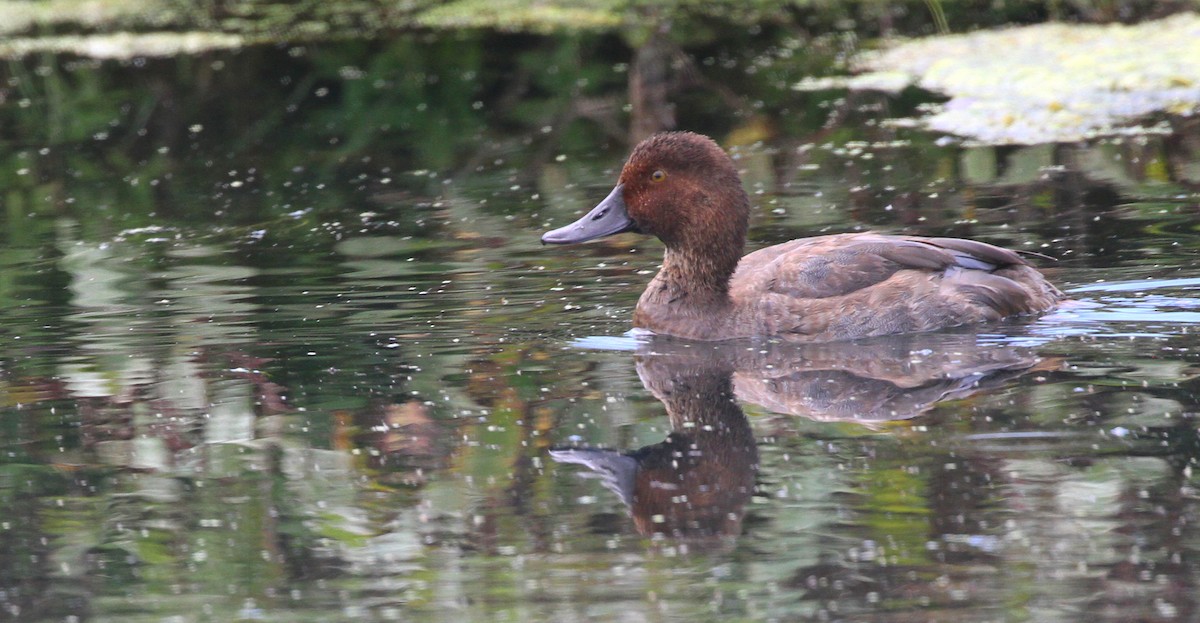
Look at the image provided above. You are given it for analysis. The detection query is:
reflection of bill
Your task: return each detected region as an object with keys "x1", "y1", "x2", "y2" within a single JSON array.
[
  {"x1": 552, "y1": 331, "x2": 1058, "y2": 541},
  {"x1": 552, "y1": 351, "x2": 755, "y2": 541}
]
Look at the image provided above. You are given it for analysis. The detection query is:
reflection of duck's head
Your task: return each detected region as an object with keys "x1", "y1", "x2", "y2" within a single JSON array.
[
  {"x1": 542, "y1": 131, "x2": 1060, "y2": 341},
  {"x1": 552, "y1": 353, "x2": 757, "y2": 541}
]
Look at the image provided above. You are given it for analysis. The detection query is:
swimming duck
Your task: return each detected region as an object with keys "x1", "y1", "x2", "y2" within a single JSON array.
[{"x1": 542, "y1": 132, "x2": 1061, "y2": 341}]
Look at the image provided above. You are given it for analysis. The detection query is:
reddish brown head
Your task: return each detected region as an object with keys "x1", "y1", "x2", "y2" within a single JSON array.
[
  {"x1": 542, "y1": 132, "x2": 750, "y2": 264},
  {"x1": 618, "y1": 132, "x2": 749, "y2": 251}
]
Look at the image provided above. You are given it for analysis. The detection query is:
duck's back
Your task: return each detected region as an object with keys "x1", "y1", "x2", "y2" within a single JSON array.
[{"x1": 728, "y1": 233, "x2": 1061, "y2": 341}]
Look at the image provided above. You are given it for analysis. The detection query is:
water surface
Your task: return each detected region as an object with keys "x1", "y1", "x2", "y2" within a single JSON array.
[{"x1": 1, "y1": 33, "x2": 1200, "y2": 623}]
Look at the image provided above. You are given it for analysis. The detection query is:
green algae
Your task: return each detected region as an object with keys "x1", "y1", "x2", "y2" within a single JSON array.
[
  {"x1": 0, "y1": 0, "x2": 1038, "y2": 58},
  {"x1": 0, "y1": 0, "x2": 186, "y2": 36},
  {"x1": 0, "y1": 0, "x2": 428, "y2": 57},
  {"x1": 806, "y1": 12, "x2": 1200, "y2": 144},
  {"x1": 414, "y1": 0, "x2": 624, "y2": 33},
  {"x1": 0, "y1": 31, "x2": 247, "y2": 59}
]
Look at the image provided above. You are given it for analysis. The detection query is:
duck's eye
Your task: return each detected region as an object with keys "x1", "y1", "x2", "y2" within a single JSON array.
[{"x1": 650, "y1": 170, "x2": 667, "y2": 183}]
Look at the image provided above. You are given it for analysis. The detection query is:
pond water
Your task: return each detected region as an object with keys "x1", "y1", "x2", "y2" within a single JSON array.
[{"x1": 2, "y1": 32, "x2": 1200, "y2": 623}]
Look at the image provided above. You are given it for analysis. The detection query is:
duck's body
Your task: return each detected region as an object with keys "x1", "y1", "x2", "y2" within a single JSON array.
[
  {"x1": 543, "y1": 132, "x2": 1061, "y2": 342},
  {"x1": 634, "y1": 231, "x2": 1060, "y2": 341}
]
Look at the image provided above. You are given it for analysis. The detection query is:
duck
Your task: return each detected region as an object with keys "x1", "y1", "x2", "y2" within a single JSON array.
[{"x1": 542, "y1": 131, "x2": 1062, "y2": 342}]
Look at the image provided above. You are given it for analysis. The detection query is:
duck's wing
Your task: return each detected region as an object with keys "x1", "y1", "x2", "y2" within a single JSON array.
[
  {"x1": 731, "y1": 233, "x2": 1060, "y2": 339},
  {"x1": 908, "y1": 236, "x2": 1029, "y2": 270},
  {"x1": 734, "y1": 233, "x2": 1029, "y2": 300}
]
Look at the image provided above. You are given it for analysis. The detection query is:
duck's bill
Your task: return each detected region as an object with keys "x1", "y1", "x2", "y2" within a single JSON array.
[{"x1": 541, "y1": 184, "x2": 637, "y2": 244}]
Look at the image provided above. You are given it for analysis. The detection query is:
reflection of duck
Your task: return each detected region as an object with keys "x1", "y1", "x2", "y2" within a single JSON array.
[
  {"x1": 702, "y1": 331, "x2": 1055, "y2": 422},
  {"x1": 542, "y1": 132, "x2": 1061, "y2": 341},
  {"x1": 553, "y1": 332, "x2": 1056, "y2": 540},
  {"x1": 553, "y1": 351, "x2": 757, "y2": 541}
]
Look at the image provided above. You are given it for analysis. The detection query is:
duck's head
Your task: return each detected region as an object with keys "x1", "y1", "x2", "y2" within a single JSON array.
[{"x1": 542, "y1": 132, "x2": 750, "y2": 253}]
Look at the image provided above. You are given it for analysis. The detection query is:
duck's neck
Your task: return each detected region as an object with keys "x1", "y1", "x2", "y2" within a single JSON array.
[{"x1": 643, "y1": 245, "x2": 740, "y2": 310}]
